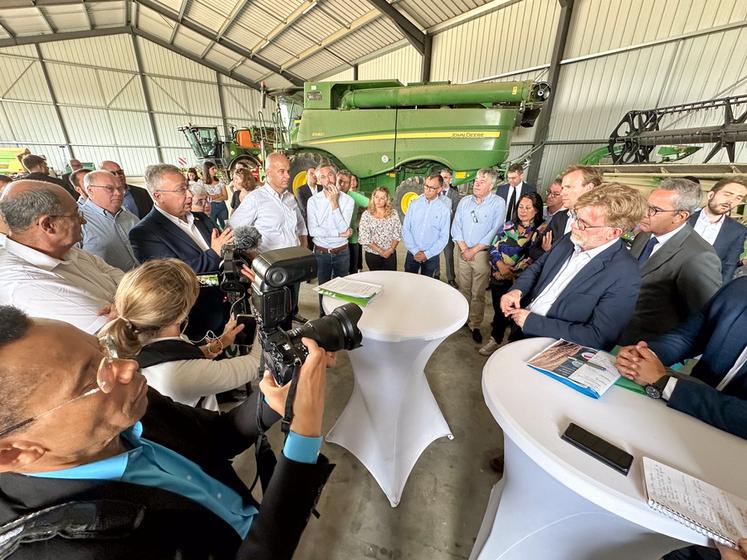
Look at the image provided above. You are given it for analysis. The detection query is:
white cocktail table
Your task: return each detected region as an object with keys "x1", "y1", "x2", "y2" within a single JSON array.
[
  {"x1": 323, "y1": 270, "x2": 468, "y2": 506},
  {"x1": 471, "y1": 337, "x2": 747, "y2": 560}
]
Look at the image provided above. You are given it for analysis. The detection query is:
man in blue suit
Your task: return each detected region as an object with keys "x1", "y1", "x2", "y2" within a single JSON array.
[
  {"x1": 616, "y1": 277, "x2": 747, "y2": 439},
  {"x1": 129, "y1": 164, "x2": 234, "y2": 339},
  {"x1": 495, "y1": 163, "x2": 536, "y2": 224},
  {"x1": 688, "y1": 177, "x2": 747, "y2": 281},
  {"x1": 500, "y1": 183, "x2": 647, "y2": 351}
]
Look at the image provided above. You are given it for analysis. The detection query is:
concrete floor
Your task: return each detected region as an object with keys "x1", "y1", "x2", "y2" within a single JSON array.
[{"x1": 233, "y1": 245, "x2": 505, "y2": 560}]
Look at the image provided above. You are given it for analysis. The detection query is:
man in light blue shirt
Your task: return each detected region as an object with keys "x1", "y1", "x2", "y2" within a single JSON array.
[
  {"x1": 307, "y1": 177, "x2": 355, "y2": 314},
  {"x1": 403, "y1": 173, "x2": 450, "y2": 277},
  {"x1": 451, "y1": 167, "x2": 506, "y2": 343},
  {"x1": 80, "y1": 170, "x2": 139, "y2": 271}
]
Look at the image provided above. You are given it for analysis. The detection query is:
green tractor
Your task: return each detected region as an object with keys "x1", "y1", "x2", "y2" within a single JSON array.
[{"x1": 181, "y1": 78, "x2": 549, "y2": 216}]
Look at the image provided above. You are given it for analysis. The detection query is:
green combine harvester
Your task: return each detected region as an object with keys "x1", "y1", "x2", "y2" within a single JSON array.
[{"x1": 181, "y1": 78, "x2": 549, "y2": 215}]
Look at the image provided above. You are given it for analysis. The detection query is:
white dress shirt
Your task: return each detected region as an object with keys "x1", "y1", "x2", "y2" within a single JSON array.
[
  {"x1": 649, "y1": 222, "x2": 687, "y2": 256},
  {"x1": 306, "y1": 191, "x2": 355, "y2": 249},
  {"x1": 664, "y1": 343, "x2": 747, "y2": 399},
  {"x1": 563, "y1": 211, "x2": 576, "y2": 235},
  {"x1": 528, "y1": 237, "x2": 619, "y2": 317},
  {"x1": 228, "y1": 183, "x2": 307, "y2": 252},
  {"x1": 0, "y1": 237, "x2": 123, "y2": 333},
  {"x1": 0, "y1": 232, "x2": 5, "y2": 248},
  {"x1": 154, "y1": 205, "x2": 210, "y2": 252},
  {"x1": 693, "y1": 209, "x2": 725, "y2": 246}
]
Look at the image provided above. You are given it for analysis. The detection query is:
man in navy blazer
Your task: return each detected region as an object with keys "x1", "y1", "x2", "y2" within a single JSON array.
[
  {"x1": 495, "y1": 163, "x2": 536, "y2": 224},
  {"x1": 687, "y1": 177, "x2": 747, "y2": 281},
  {"x1": 129, "y1": 164, "x2": 234, "y2": 338},
  {"x1": 500, "y1": 183, "x2": 646, "y2": 351},
  {"x1": 616, "y1": 277, "x2": 747, "y2": 439}
]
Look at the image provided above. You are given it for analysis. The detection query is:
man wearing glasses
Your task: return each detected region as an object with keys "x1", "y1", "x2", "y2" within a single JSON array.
[
  {"x1": 619, "y1": 178, "x2": 722, "y2": 345},
  {"x1": 0, "y1": 180, "x2": 123, "y2": 334},
  {"x1": 0, "y1": 307, "x2": 335, "y2": 559},
  {"x1": 79, "y1": 170, "x2": 139, "y2": 271},
  {"x1": 99, "y1": 160, "x2": 153, "y2": 219},
  {"x1": 501, "y1": 183, "x2": 646, "y2": 350}
]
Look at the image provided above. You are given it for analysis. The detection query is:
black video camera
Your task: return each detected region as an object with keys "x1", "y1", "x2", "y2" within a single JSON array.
[{"x1": 251, "y1": 246, "x2": 363, "y2": 385}]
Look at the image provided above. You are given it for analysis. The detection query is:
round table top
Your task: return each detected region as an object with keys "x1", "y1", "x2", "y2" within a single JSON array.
[
  {"x1": 483, "y1": 337, "x2": 747, "y2": 545},
  {"x1": 322, "y1": 271, "x2": 468, "y2": 342}
]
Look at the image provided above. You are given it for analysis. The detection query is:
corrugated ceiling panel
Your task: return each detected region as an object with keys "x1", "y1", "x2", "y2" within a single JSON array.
[
  {"x1": 137, "y1": 36, "x2": 214, "y2": 81},
  {"x1": 259, "y1": 43, "x2": 296, "y2": 64},
  {"x1": 286, "y1": 50, "x2": 347, "y2": 79},
  {"x1": 146, "y1": 76, "x2": 190, "y2": 113},
  {"x1": 231, "y1": 60, "x2": 266, "y2": 82},
  {"x1": 397, "y1": 0, "x2": 487, "y2": 29},
  {"x1": 431, "y1": 0, "x2": 559, "y2": 83},
  {"x1": 320, "y1": 67, "x2": 355, "y2": 82},
  {"x1": 205, "y1": 43, "x2": 243, "y2": 68},
  {"x1": 186, "y1": 82, "x2": 222, "y2": 117},
  {"x1": 0, "y1": 9, "x2": 52, "y2": 36},
  {"x1": 0, "y1": 58, "x2": 51, "y2": 103},
  {"x1": 149, "y1": 0, "x2": 183, "y2": 11},
  {"x1": 270, "y1": 25, "x2": 318, "y2": 56},
  {"x1": 173, "y1": 27, "x2": 212, "y2": 57},
  {"x1": 2, "y1": 101, "x2": 64, "y2": 144},
  {"x1": 89, "y1": 1, "x2": 127, "y2": 27},
  {"x1": 61, "y1": 106, "x2": 115, "y2": 145},
  {"x1": 46, "y1": 63, "x2": 106, "y2": 107},
  {"x1": 291, "y1": 6, "x2": 347, "y2": 44},
  {"x1": 185, "y1": 0, "x2": 232, "y2": 34},
  {"x1": 224, "y1": 24, "x2": 265, "y2": 51},
  {"x1": 0, "y1": 45, "x2": 38, "y2": 58},
  {"x1": 262, "y1": 74, "x2": 296, "y2": 90},
  {"x1": 358, "y1": 45, "x2": 421, "y2": 83},
  {"x1": 109, "y1": 110, "x2": 157, "y2": 145},
  {"x1": 41, "y1": 34, "x2": 136, "y2": 71},
  {"x1": 318, "y1": 0, "x2": 371, "y2": 25},
  {"x1": 565, "y1": 0, "x2": 747, "y2": 59},
  {"x1": 137, "y1": 5, "x2": 178, "y2": 38},
  {"x1": 43, "y1": 5, "x2": 90, "y2": 32},
  {"x1": 230, "y1": 2, "x2": 284, "y2": 38},
  {"x1": 327, "y1": 19, "x2": 402, "y2": 62}
]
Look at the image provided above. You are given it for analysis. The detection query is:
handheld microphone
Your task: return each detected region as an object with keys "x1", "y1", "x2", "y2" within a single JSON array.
[{"x1": 223, "y1": 226, "x2": 262, "y2": 256}]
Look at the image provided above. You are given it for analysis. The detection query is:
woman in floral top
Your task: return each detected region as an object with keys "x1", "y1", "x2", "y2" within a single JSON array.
[
  {"x1": 358, "y1": 187, "x2": 402, "y2": 271},
  {"x1": 479, "y1": 191, "x2": 547, "y2": 356}
]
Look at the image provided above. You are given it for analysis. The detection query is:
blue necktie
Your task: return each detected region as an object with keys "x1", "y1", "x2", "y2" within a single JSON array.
[{"x1": 638, "y1": 236, "x2": 659, "y2": 266}]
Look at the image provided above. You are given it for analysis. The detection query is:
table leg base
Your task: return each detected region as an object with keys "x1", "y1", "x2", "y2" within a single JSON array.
[{"x1": 471, "y1": 438, "x2": 689, "y2": 560}]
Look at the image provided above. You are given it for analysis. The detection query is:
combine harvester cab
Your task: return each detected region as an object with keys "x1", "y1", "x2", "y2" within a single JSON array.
[{"x1": 288, "y1": 79, "x2": 549, "y2": 216}]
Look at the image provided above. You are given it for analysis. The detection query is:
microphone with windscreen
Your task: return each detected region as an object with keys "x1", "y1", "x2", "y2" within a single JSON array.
[{"x1": 219, "y1": 226, "x2": 262, "y2": 296}]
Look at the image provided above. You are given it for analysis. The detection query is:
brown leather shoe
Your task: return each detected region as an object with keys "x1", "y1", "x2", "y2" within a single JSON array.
[{"x1": 489, "y1": 456, "x2": 504, "y2": 475}]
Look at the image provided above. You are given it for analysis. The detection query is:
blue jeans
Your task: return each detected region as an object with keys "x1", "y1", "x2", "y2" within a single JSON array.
[
  {"x1": 405, "y1": 252, "x2": 439, "y2": 277},
  {"x1": 210, "y1": 201, "x2": 228, "y2": 229},
  {"x1": 315, "y1": 247, "x2": 350, "y2": 315}
]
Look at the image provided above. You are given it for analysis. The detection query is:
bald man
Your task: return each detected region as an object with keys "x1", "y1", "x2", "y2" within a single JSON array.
[
  {"x1": 99, "y1": 160, "x2": 153, "y2": 218},
  {"x1": 0, "y1": 180, "x2": 123, "y2": 333}
]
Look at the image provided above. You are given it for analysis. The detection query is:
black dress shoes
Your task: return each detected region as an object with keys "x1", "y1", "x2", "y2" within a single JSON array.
[{"x1": 472, "y1": 328, "x2": 482, "y2": 343}]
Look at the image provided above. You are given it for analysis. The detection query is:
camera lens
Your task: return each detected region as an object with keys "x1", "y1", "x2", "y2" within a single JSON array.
[{"x1": 291, "y1": 303, "x2": 363, "y2": 352}]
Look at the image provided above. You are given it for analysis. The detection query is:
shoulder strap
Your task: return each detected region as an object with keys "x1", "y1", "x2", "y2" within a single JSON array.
[{"x1": 136, "y1": 340, "x2": 204, "y2": 369}]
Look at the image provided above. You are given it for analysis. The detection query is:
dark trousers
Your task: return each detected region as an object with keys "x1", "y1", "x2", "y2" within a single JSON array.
[
  {"x1": 348, "y1": 242, "x2": 361, "y2": 274},
  {"x1": 315, "y1": 247, "x2": 350, "y2": 315},
  {"x1": 210, "y1": 201, "x2": 228, "y2": 229},
  {"x1": 365, "y1": 251, "x2": 397, "y2": 271},
  {"x1": 489, "y1": 280, "x2": 514, "y2": 344},
  {"x1": 443, "y1": 237, "x2": 456, "y2": 282},
  {"x1": 663, "y1": 547, "x2": 720, "y2": 560},
  {"x1": 405, "y1": 252, "x2": 439, "y2": 277}
]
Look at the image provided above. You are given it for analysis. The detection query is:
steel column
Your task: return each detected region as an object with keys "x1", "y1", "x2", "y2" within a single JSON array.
[
  {"x1": 131, "y1": 34, "x2": 164, "y2": 163},
  {"x1": 34, "y1": 44, "x2": 75, "y2": 160},
  {"x1": 216, "y1": 72, "x2": 230, "y2": 140},
  {"x1": 367, "y1": 0, "x2": 425, "y2": 55},
  {"x1": 420, "y1": 33, "x2": 432, "y2": 83}
]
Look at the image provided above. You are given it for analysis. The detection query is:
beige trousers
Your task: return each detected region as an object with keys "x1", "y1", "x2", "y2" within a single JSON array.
[{"x1": 455, "y1": 248, "x2": 490, "y2": 329}]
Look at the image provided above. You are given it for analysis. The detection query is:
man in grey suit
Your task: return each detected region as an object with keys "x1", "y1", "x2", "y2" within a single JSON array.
[
  {"x1": 440, "y1": 167, "x2": 461, "y2": 287},
  {"x1": 620, "y1": 178, "x2": 722, "y2": 345}
]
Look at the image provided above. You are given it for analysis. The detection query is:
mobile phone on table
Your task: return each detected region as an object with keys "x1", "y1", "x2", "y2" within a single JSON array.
[{"x1": 561, "y1": 422, "x2": 633, "y2": 476}]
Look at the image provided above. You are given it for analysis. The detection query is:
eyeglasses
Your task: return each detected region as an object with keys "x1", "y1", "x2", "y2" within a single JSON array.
[
  {"x1": 647, "y1": 205, "x2": 683, "y2": 217},
  {"x1": 0, "y1": 336, "x2": 120, "y2": 439},
  {"x1": 50, "y1": 210, "x2": 85, "y2": 223},
  {"x1": 156, "y1": 187, "x2": 190, "y2": 194},
  {"x1": 573, "y1": 218, "x2": 611, "y2": 231},
  {"x1": 89, "y1": 185, "x2": 126, "y2": 195},
  {"x1": 423, "y1": 185, "x2": 440, "y2": 191}
]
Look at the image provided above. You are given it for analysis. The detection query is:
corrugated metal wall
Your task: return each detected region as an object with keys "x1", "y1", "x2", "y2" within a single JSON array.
[{"x1": 0, "y1": 33, "x2": 269, "y2": 175}]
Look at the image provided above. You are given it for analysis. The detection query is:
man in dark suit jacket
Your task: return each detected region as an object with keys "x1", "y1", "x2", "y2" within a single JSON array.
[
  {"x1": 129, "y1": 164, "x2": 234, "y2": 338},
  {"x1": 620, "y1": 179, "x2": 722, "y2": 345},
  {"x1": 61, "y1": 158, "x2": 82, "y2": 192},
  {"x1": 100, "y1": 160, "x2": 153, "y2": 219},
  {"x1": 495, "y1": 163, "x2": 536, "y2": 224},
  {"x1": 296, "y1": 167, "x2": 321, "y2": 252},
  {"x1": 617, "y1": 277, "x2": 747, "y2": 439},
  {"x1": 542, "y1": 165, "x2": 603, "y2": 251},
  {"x1": 21, "y1": 154, "x2": 77, "y2": 200},
  {"x1": 0, "y1": 306, "x2": 334, "y2": 560},
  {"x1": 687, "y1": 177, "x2": 747, "y2": 281},
  {"x1": 501, "y1": 183, "x2": 646, "y2": 350}
]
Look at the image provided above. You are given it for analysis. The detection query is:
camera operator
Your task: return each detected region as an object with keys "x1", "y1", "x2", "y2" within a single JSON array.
[
  {"x1": 100, "y1": 258, "x2": 260, "y2": 410},
  {"x1": 0, "y1": 305, "x2": 335, "y2": 560}
]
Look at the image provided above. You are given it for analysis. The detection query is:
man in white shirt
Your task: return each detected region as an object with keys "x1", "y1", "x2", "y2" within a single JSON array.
[
  {"x1": 229, "y1": 152, "x2": 308, "y2": 325},
  {"x1": 501, "y1": 183, "x2": 647, "y2": 350},
  {"x1": 307, "y1": 176, "x2": 354, "y2": 314},
  {"x1": 687, "y1": 177, "x2": 747, "y2": 281},
  {"x1": 620, "y1": 179, "x2": 722, "y2": 345},
  {"x1": 0, "y1": 180, "x2": 122, "y2": 333}
]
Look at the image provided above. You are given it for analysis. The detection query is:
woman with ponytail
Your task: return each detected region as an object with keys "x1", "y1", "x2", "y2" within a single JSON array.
[{"x1": 100, "y1": 258, "x2": 259, "y2": 410}]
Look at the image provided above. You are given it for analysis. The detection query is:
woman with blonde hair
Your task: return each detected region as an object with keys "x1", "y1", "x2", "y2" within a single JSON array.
[
  {"x1": 358, "y1": 187, "x2": 401, "y2": 271},
  {"x1": 100, "y1": 258, "x2": 258, "y2": 410}
]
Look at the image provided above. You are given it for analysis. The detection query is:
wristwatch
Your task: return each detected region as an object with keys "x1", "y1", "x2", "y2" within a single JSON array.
[{"x1": 644, "y1": 375, "x2": 671, "y2": 400}]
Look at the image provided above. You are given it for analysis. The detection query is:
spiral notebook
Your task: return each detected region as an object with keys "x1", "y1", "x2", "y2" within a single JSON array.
[{"x1": 643, "y1": 457, "x2": 747, "y2": 548}]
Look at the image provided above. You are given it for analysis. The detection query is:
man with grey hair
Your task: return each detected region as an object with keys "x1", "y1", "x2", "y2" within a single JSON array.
[
  {"x1": 0, "y1": 180, "x2": 123, "y2": 333},
  {"x1": 620, "y1": 178, "x2": 722, "y2": 345},
  {"x1": 129, "y1": 164, "x2": 233, "y2": 339},
  {"x1": 99, "y1": 159, "x2": 153, "y2": 218},
  {"x1": 451, "y1": 168, "x2": 506, "y2": 343},
  {"x1": 79, "y1": 170, "x2": 139, "y2": 271}
]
